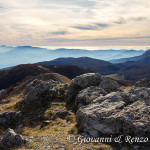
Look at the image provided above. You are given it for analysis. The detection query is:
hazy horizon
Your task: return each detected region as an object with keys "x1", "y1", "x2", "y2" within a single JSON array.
[
  {"x1": 37, "y1": 46, "x2": 150, "y2": 51},
  {"x1": 1, "y1": 45, "x2": 149, "y2": 51},
  {"x1": 0, "y1": 45, "x2": 145, "y2": 69}
]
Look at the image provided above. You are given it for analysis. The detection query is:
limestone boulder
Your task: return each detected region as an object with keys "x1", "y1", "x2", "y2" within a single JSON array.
[
  {"x1": 76, "y1": 88, "x2": 150, "y2": 139},
  {"x1": 99, "y1": 77, "x2": 121, "y2": 93},
  {"x1": 17, "y1": 79, "x2": 57, "y2": 109},
  {"x1": 73, "y1": 86, "x2": 107, "y2": 111},
  {"x1": 66, "y1": 73, "x2": 102, "y2": 106}
]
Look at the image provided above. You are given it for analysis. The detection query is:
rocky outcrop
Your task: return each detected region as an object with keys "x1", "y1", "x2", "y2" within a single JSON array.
[
  {"x1": 0, "y1": 128, "x2": 27, "y2": 149},
  {"x1": 135, "y1": 78, "x2": 150, "y2": 88},
  {"x1": 0, "y1": 111, "x2": 23, "y2": 128},
  {"x1": 16, "y1": 79, "x2": 58, "y2": 110},
  {"x1": 66, "y1": 73, "x2": 121, "y2": 110},
  {"x1": 66, "y1": 73, "x2": 102, "y2": 105},
  {"x1": 73, "y1": 86, "x2": 107, "y2": 111},
  {"x1": 76, "y1": 87, "x2": 150, "y2": 140},
  {"x1": 99, "y1": 77, "x2": 120, "y2": 93},
  {"x1": 24, "y1": 78, "x2": 57, "y2": 95}
]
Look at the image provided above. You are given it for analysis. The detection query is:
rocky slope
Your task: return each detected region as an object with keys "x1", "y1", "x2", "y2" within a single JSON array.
[
  {"x1": 0, "y1": 73, "x2": 150, "y2": 149},
  {"x1": 66, "y1": 74, "x2": 150, "y2": 149}
]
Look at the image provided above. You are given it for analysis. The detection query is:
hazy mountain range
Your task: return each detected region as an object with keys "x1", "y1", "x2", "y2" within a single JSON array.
[
  {"x1": 0, "y1": 45, "x2": 144, "y2": 69},
  {"x1": 1, "y1": 48, "x2": 150, "y2": 90},
  {"x1": 110, "y1": 50, "x2": 150, "y2": 63}
]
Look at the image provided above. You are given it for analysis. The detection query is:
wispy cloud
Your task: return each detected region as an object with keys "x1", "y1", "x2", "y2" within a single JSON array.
[
  {"x1": 46, "y1": 36, "x2": 150, "y2": 43},
  {"x1": 96, "y1": 23, "x2": 110, "y2": 28},
  {"x1": 0, "y1": 3, "x2": 5, "y2": 10},
  {"x1": 130, "y1": 17, "x2": 147, "y2": 21},
  {"x1": 0, "y1": 0, "x2": 150, "y2": 46},
  {"x1": 72, "y1": 23, "x2": 110, "y2": 30},
  {"x1": 48, "y1": 31, "x2": 69, "y2": 35},
  {"x1": 114, "y1": 17, "x2": 126, "y2": 24},
  {"x1": 0, "y1": 6, "x2": 3, "y2": 10},
  {"x1": 72, "y1": 25, "x2": 99, "y2": 30}
]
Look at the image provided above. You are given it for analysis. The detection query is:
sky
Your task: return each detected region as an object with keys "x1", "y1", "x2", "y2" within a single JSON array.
[{"x1": 0, "y1": 0, "x2": 150, "y2": 47}]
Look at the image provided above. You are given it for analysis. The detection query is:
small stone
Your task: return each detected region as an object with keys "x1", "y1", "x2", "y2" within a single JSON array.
[
  {"x1": 40, "y1": 120, "x2": 51, "y2": 128},
  {"x1": 0, "y1": 111, "x2": 23, "y2": 128},
  {"x1": 139, "y1": 90, "x2": 149, "y2": 99},
  {"x1": 0, "y1": 128, "x2": 27, "y2": 148}
]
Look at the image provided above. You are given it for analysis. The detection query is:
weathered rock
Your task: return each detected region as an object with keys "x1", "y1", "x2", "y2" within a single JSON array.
[
  {"x1": 0, "y1": 128, "x2": 27, "y2": 148},
  {"x1": 50, "y1": 86, "x2": 65, "y2": 98},
  {"x1": 66, "y1": 73, "x2": 102, "y2": 106},
  {"x1": 73, "y1": 86, "x2": 107, "y2": 111},
  {"x1": 99, "y1": 77, "x2": 120, "y2": 93},
  {"x1": 0, "y1": 111, "x2": 23, "y2": 128},
  {"x1": 135, "y1": 78, "x2": 150, "y2": 88},
  {"x1": 139, "y1": 90, "x2": 149, "y2": 99},
  {"x1": 128, "y1": 87, "x2": 150, "y2": 103},
  {"x1": 76, "y1": 88, "x2": 150, "y2": 140},
  {"x1": 16, "y1": 79, "x2": 57, "y2": 110},
  {"x1": 24, "y1": 78, "x2": 41, "y2": 94}
]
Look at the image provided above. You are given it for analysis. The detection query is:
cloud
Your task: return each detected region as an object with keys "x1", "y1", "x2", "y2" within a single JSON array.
[
  {"x1": 40, "y1": 0, "x2": 96, "y2": 8},
  {"x1": 0, "y1": 0, "x2": 150, "y2": 46},
  {"x1": 46, "y1": 36, "x2": 150, "y2": 43},
  {"x1": 48, "y1": 31, "x2": 69, "y2": 35},
  {"x1": 114, "y1": 17, "x2": 126, "y2": 24},
  {"x1": 72, "y1": 25, "x2": 99, "y2": 30},
  {"x1": 72, "y1": 23, "x2": 110, "y2": 30},
  {"x1": 130, "y1": 17, "x2": 147, "y2": 21},
  {"x1": 96, "y1": 23, "x2": 110, "y2": 27},
  {"x1": 0, "y1": 6, "x2": 3, "y2": 10},
  {"x1": 0, "y1": 4, "x2": 5, "y2": 10}
]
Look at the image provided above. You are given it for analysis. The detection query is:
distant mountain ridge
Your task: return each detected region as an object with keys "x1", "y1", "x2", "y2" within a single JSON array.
[
  {"x1": 37, "y1": 52, "x2": 150, "y2": 82},
  {"x1": 0, "y1": 45, "x2": 144, "y2": 69},
  {"x1": 110, "y1": 49, "x2": 150, "y2": 63},
  {"x1": 37, "y1": 57, "x2": 120, "y2": 75}
]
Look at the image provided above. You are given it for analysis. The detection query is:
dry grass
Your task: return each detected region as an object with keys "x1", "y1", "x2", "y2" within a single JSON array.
[
  {"x1": 20, "y1": 102, "x2": 113, "y2": 150},
  {"x1": 0, "y1": 90, "x2": 113, "y2": 150},
  {"x1": 0, "y1": 93, "x2": 23, "y2": 113},
  {"x1": 104, "y1": 74, "x2": 124, "y2": 80},
  {"x1": 120, "y1": 86, "x2": 132, "y2": 91}
]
